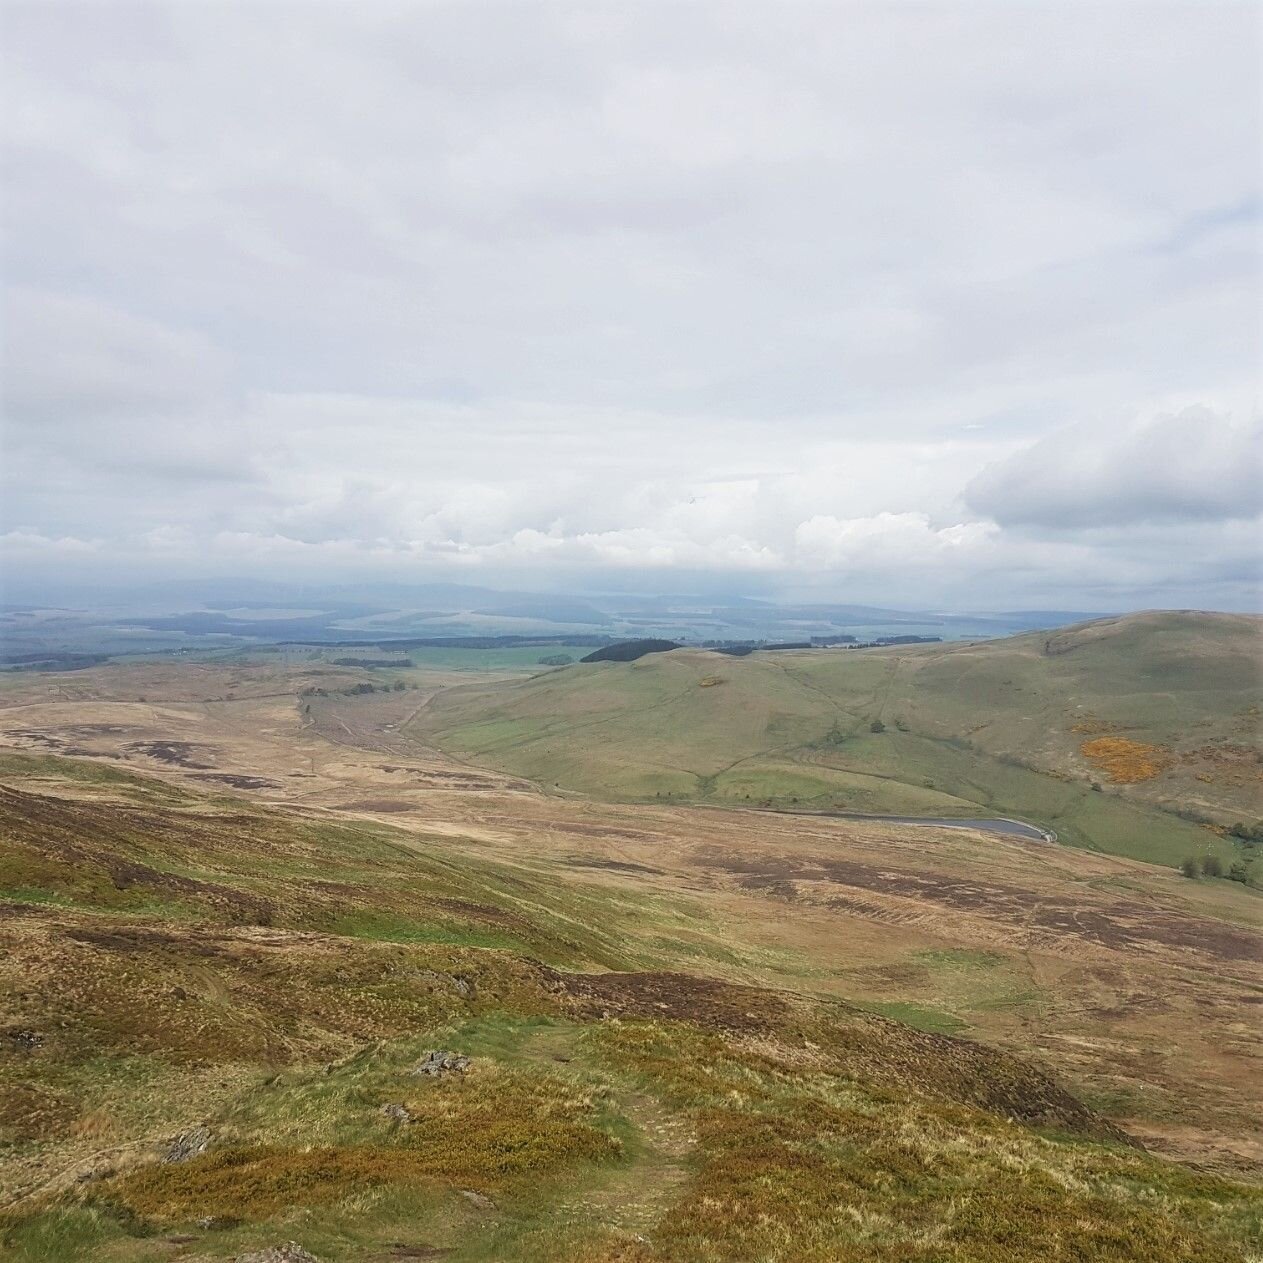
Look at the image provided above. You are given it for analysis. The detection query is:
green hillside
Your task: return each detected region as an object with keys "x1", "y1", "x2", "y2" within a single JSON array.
[
  {"x1": 410, "y1": 612, "x2": 1263, "y2": 868},
  {"x1": 2, "y1": 752, "x2": 1260, "y2": 1262}
]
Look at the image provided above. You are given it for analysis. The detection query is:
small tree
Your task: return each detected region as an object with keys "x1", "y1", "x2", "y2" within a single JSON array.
[
  {"x1": 1179, "y1": 857, "x2": 1200, "y2": 879},
  {"x1": 870, "y1": 718, "x2": 886, "y2": 734},
  {"x1": 1228, "y1": 860, "x2": 1250, "y2": 884},
  {"x1": 1201, "y1": 854, "x2": 1224, "y2": 879}
]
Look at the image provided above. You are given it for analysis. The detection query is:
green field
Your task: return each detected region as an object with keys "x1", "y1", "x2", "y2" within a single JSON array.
[
  {"x1": 240, "y1": 643, "x2": 577, "y2": 674},
  {"x1": 408, "y1": 612, "x2": 1263, "y2": 870}
]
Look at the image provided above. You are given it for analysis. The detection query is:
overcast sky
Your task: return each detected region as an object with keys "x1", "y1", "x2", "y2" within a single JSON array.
[{"x1": 2, "y1": 2, "x2": 1260, "y2": 610}]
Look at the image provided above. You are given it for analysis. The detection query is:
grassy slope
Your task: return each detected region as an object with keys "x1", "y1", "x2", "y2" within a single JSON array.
[
  {"x1": 411, "y1": 612, "x2": 1262, "y2": 868},
  {"x1": 2, "y1": 752, "x2": 1260, "y2": 1261}
]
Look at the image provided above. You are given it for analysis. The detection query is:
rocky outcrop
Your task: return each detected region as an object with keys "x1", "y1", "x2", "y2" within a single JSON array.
[
  {"x1": 410, "y1": 1049, "x2": 470, "y2": 1077},
  {"x1": 163, "y1": 1125, "x2": 211, "y2": 1163}
]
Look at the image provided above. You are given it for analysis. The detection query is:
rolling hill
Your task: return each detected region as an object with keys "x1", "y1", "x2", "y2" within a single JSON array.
[
  {"x1": 2, "y1": 633, "x2": 1261, "y2": 1260},
  {"x1": 408, "y1": 612, "x2": 1263, "y2": 868}
]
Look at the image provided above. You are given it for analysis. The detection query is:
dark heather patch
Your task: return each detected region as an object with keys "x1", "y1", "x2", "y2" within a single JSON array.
[
  {"x1": 693, "y1": 846, "x2": 1261, "y2": 963},
  {"x1": 125, "y1": 741, "x2": 216, "y2": 769},
  {"x1": 549, "y1": 968, "x2": 791, "y2": 1032},
  {"x1": 190, "y1": 773, "x2": 278, "y2": 790},
  {"x1": 565, "y1": 856, "x2": 667, "y2": 875}
]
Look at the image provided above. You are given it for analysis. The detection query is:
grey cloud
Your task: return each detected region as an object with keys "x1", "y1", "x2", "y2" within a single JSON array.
[
  {"x1": 1, "y1": 3, "x2": 1259, "y2": 610},
  {"x1": 5, "y1": 4, "x2": 1257, "y2": 414},
  {"x1": 965, "y1": 408, "x2": 1261, "y2": 529},
  {"x1": 1, "y1": 287, "x2": 233, "y2": 422}
]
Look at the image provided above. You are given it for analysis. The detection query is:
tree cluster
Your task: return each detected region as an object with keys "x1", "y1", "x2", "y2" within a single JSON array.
[{"x1": 1179, "y1": 853, "x2": 1252, "y2": 883}]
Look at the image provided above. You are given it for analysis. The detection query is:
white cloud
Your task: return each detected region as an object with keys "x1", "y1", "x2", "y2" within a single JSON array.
[
  {"x1": 0, "y1": 528, "x2": 101, "y2": 556},
  {"x1": 795, "y1": 513, "x2": 997, "y2": 569}
]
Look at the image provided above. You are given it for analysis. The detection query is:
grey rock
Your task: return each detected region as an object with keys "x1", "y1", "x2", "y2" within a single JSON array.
[
  {"x1": 234, "y1": 1243, "x2": 321, "y2": 1263},
  {"x1": 459, "y1": 1189, "x2": 495, "y2": 1210},
  {"x1": 411, "y1": 1049, "x2": 470, "y2": 1077},
  {"x1": 74, "y1": 1163, "x2": 114, "y2": 1184},
  {"x1": 382, "y1": 1101, "x2": 414, "y2": 1123},
  {"x1": 163, "y1": 1124, "x2": 211, "y2": 1163}
]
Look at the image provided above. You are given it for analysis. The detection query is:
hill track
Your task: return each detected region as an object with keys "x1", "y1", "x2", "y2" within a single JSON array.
[{"x1": 766, "y1": 807, "x2": 1057, "y2": 842}]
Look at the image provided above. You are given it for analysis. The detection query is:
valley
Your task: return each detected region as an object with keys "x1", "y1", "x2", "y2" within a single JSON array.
[{"x1": 0, "y1": 612, "x2": 1260, "y2": 1260}]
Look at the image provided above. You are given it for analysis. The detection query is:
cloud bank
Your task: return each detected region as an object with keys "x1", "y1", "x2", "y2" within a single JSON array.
[{"x1": 1, "y1": 2, "x2": 1259, "y2": 609}]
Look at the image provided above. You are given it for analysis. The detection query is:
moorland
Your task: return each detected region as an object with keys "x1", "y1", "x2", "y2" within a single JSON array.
[{"x1": 0, "y1": 610, "x2": 1259, "y2": 1261}]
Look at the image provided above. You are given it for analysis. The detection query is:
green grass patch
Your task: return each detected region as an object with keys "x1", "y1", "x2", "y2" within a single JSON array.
[
  {"x1": 853, "y1": 1000, "x2": 969, "y2": 1034},
  {"x1": 329, "y1": 910, "x2": 527, "y2": 952}
]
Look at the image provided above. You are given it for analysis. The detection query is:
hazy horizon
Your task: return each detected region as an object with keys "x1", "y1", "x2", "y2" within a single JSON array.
[
  {"x1": 2, "y1": 3, "x2": 1260, "y2": 612},
  {"x1": 3, "y1": 569, "x2": 1258, "y2": 622}
]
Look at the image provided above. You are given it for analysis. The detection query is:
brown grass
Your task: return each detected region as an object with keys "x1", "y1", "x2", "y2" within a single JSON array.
[
  {"x1": 0, "y1": 1083, "x2": 77, "y2": 1144},
  {"x1": 586, "y1": 1019, "x2": 1255, "y2": 1263},
  {"x1": 110, "y1": 1065, "x2": 620, "y2": 1221}
]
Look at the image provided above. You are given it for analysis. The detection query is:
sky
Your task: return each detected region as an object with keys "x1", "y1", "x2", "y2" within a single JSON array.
[{"x1": 2, "y1": 1, "x2": 1260, "y2": 611}]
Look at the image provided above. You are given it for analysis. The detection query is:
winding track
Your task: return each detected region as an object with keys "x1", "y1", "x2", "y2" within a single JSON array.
[{"x1": 769, "y1": 808, "x2": 1057, "y2": 843}]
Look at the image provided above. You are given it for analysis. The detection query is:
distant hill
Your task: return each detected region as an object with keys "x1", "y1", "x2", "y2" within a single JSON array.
[{"x1": 410, "y1": 611, "x2": 1263, "y2": 868}]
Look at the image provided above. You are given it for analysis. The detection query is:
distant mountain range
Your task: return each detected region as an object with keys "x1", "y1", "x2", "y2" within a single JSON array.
[{"x1": 0, "y1": 576, "x2": 1123, "y2": 653}]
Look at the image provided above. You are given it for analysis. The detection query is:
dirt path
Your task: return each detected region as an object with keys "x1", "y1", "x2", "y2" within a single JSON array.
[{"x1": 518, "y1": 1025, "x2": 693, "y2": 1236}]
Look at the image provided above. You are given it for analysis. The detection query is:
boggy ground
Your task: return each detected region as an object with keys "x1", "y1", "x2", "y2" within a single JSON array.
[{"x1": 0, "y1": 656, "x2": 1260, "y2": 1260}]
